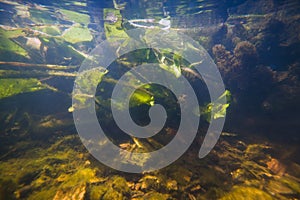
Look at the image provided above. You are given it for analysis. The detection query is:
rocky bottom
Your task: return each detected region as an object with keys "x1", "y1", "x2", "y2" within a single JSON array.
[{"x1": 0, "y1": 132, "x2": 299, "y2": 200}]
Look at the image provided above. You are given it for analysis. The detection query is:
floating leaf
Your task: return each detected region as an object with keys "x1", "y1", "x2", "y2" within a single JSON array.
[
  {"x1": 30, "y1": 9, "x2": 55, "y2": 24},
  {"x1": 62, "y1": 25, "x2": 93, "y2": 44},
  {"x1": 59, "y1": 9, "x2": 90, "y2": 25},
  {"x1": 35, "y1": 26, "x2": 61, "y2": 36}
]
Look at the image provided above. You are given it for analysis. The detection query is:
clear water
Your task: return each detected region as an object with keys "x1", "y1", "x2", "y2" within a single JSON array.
[{"x1": 0, "y1": 0, "x2": 299, "y2": 199}]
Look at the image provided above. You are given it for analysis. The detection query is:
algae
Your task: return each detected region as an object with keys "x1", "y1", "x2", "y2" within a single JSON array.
[
  {"x1": 220, "y1": 186, "x2": 273, "y2": 200},
  {"x1": 0, "y1": 78, "x2": 47, "y2": 99}
]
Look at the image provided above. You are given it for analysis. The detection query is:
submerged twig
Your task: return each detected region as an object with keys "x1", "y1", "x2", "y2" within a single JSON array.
[{"x1": 0, "y1": 61, "x2": 78, "y2": 70}]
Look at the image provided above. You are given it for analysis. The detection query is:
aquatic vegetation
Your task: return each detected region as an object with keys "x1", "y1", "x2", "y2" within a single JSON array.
[
  {"x1": 62, "y1": 24, "x2": 93, "y2": 44},
  {"x1": 29, "y1": 9, "x2": 55, "y2": 24},
  {"x1": 0, "y1": 0, "x2": 299, "y2": 199},
  {"x1": 220, "y1": 186, "x2": 273, "y2": 200},
  {"x1": 194, "y1": 90, "x2": 231, "y2": 122},
  {"x1": 34, "y1": 26, "x2": 61, "y2": 36},
  {"x1": 73, "y1": 67, "x2": 108, "y2": 107},
  {"x1": 0, "y1": 28, "x2": 29, "y2": 59},
  {"x1": 103, "y1": 8, "x2": 128, "y2": 42},
  {"x1": 233, "y1": 41, "x2": 258, "y2": 68},
  {"x1": 130, "y1": 88, "x2": 155, "y2": 107},
  {"x1": 58, "y1": 9, "x2": 90, "y2": 25},
  {"x1": 0, "y1": 78, "x2": 47, "y2": 99}
]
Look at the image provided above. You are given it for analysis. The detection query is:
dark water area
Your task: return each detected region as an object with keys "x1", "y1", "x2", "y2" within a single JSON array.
[{"x1": 0, "y1": 0, "x2": 300, "y2": 199}]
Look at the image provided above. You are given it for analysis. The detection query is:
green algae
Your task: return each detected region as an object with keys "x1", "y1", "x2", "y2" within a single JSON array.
[
  {"x1": 0, "y1": 78, "x2": 47, "y2": 99},
  {"x1": 141, "y1": 191, "x2": 170, "y2": 200},
  {"x1": 62, "y1": 25, "x2": 93, "y2": 44},
  {"x1": 102, "y1": 176, "x2": 131, "y2": 200},
  {"x1": 220, "y1": 186, "x2": 273, "y2": 200},
  {"x1": 90, "y1": 185, "x2": 108, "y2": 200}
]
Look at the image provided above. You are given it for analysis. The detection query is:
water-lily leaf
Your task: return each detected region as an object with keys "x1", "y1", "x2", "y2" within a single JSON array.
[
  {"x1": 59, "y1": 9, "x2": 90, "y2": 25},
  {"x1": 62, "y1": 25, "x2": 93, "y2": 44}
]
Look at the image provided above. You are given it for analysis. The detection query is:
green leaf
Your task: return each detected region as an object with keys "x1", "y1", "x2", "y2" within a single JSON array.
[
  {"x1": 62, "y1": 25, "x2": 93, "y2": 44},
  {"x1": 158, "y1": 63, "x2": 181, "y2": 78},
  {"x1": 130, "y1": 89, "x2": 154, "y2": 107},
  {"x1": 194, "y1": 90, "x2": 231, "y2": 122},
  {"x1": 59, "y1": 9, "x2": 90, "y2": 25}
]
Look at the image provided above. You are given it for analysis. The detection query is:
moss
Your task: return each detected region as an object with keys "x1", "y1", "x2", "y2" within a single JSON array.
[
  {"x1": 0, "y1": 78, "x2": 47, "y2": 99},
  {"x1": 59, "y1": 9, "x2": 90, "y2": 25},
  {"x1": 27, "y1": 186, "x2": 57, "y2": 200},
  {"x1": 89, "y1": 185, "x2": 108, "y2": 200},
  {"x1": 142, "y1": 191, "x2": 169, "y2": 200},
  {"x1": 110, "y1": 176, "x2": 130, "y2": 194},
  {"x1": 60, "y1": 168, "x2": 99, "y2": 188},
  {"x1": 98, "y1": 176, "x2": 130, "y2": 200},
  {"x1": 220, "y1": 186, "x2": 273, "y2": 200},
  {"x1": 62, "y1": 25, "x2": 93, "y2": 44}
]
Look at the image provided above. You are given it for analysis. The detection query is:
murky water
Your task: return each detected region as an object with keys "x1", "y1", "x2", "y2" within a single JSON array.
[{"x1": 0, "y1": 0, "x2": 300, "y2": 199}]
